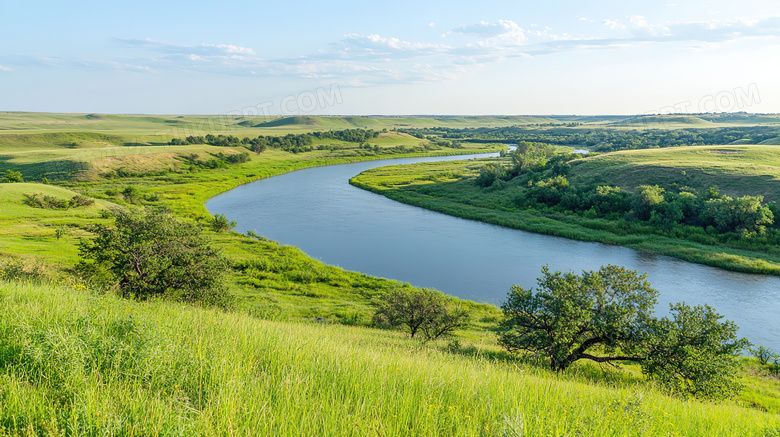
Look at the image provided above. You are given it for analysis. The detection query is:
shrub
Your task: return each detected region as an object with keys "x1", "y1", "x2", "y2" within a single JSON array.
[
  {"x1": 3, "y1": 169, "x2": 24, "y2": 183},
  {"x1": 373, "y1": 287, "x2": 469, "y2": 341},
  {"x1": 76, "y1": 207, "x2": 233, "y2": 308},
  {"x1": 211, "y1": 214, "x2": 237, "y2": 233}
]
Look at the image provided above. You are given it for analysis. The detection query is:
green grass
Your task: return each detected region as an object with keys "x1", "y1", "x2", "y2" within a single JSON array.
[
  {"x1": 1, "y1": 279, "x2": 778, "y2": 436},
  {"x1": 0, "y1": 126, "x2": 503, "y2": 325},
  {"x1": 0, "y1": 183, "x2": 114, "y2": 265},
  {"x1": 350, "y1": 145, "x2": 780, "y2": 275},
  {"x1": 570, "y1": 145, "x2": 780, "y2": 202}
]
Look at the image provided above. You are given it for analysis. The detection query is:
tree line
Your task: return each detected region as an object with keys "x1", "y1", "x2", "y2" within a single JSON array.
[
  {"x1": 169, "y1": 129, "x2": 381, "y2": 154},
  {"x1": 397, "y1": 126, "x2": 777, "y2": 153},
  {"x1": 475, "y1": 144, "x2": 779, "y2": 247}
]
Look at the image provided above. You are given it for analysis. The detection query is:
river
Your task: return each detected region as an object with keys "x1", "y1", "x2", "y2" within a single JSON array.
[{"x1": 206, "y1": 152, "x2": 780, "y2": 350}]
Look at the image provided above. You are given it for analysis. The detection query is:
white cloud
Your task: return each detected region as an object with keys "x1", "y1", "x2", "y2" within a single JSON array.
[
  {"x1": 603, "y1": 19, "x2": 626, "y2": 30},
  {"x1": 201, "y1": 43, "x2": 255, "y2": 55},
  {"x1": 452, "y1": 20, "x2": 525, "y2": 41},
  {"x1": 0, "y1": 65, "x2": 13, "y2": 72},
  {"x1": 341, "y1": 33, "x2": 447, "y2": 53},
  {"x1": 629, "y1": 16, "x2": 672, "y2": 38}
]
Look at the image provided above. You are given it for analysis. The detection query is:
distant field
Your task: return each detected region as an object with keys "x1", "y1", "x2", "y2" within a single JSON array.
[
  {"x1": 571, "y1": 145, "x2": 780, "y2": 202},
  {"x1": 0, "y1": 112, "x2": 565, "y2": 138},
  {"x1": 3, "y1": 112, "x2": 778, "y2": 140},
  {"x1": 0, "y1": 130, "x2": 431, "y2": 181}
]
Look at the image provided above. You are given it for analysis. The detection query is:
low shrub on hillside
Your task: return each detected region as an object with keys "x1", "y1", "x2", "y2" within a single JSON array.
[{"x1": 24, "y1": 193, "x2": 95, "y2": 209}]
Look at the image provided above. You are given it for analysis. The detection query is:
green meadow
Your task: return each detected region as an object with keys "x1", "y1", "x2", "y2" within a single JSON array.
[
  {"x1": 3, "y1": 113, "x2": 780, "y2": 434},
  {"x1": 1, "y1": 280, "x2": 779, "y2": 436}
]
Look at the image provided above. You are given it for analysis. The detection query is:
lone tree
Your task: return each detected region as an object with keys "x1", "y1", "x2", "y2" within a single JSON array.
[
  {"x1": 77, "y1": 207, "x2": 233, "y2": 308},
  {"x1": 498, "y1": 265, "x2": 656, "y2": 372},
  {"x1": 373, "y1": 287, "x2": 469, "y2": 341},
  {"x1": 499, "y1": 265, "x2": 748, "y2": 399}
]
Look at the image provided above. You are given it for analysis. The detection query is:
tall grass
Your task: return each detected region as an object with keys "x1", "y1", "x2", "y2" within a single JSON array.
[{"x1": 1, "y1": 280, "x2": 777, "y2": 436}]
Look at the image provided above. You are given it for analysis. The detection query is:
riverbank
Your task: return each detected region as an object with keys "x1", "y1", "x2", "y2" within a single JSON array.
[
  {"x1": 350, "y1": 149, "x2": 780, "y2": 276},
  {"x1": 0, "y1": 129, "x2": 504, "y2": 329}
]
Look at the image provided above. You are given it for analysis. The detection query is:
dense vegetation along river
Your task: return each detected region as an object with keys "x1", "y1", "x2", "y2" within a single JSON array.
[{"x1": 207, "y1": 152, "x2": 780, "y2": 350}]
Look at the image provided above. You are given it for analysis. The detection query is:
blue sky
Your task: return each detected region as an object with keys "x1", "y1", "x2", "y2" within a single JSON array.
[{"x1": 1, "y1": 0, "x2": 779, "y2": 115}]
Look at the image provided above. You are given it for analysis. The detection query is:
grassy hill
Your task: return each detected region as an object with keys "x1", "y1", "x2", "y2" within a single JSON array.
[
  {"x1": 0, "y1": 183, "x2": 114, "y2": 264},
  {"x1": 570, "y1": 145, "x2": 780, "y2": 202},
  {"x1": 1, "y1": 280, "x2": 778, "y2": 436}
]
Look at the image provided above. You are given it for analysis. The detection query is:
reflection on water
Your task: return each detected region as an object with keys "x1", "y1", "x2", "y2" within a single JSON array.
[{"x1": 207, "y1": 153, "x2": 780, "y2": 350}]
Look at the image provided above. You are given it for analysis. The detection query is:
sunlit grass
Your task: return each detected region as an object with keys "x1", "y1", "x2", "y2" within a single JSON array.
[{"x1": 1, "y1": 280, "x2": 778, "y2": 436}]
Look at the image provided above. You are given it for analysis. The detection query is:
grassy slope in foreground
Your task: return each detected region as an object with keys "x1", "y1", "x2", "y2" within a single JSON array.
[
  {"x1": 350, "y1": 145, "x2": 780, "y2": 275},
  {"x1": 1, "y1": 280, "x2": 778, "y2": 436}
]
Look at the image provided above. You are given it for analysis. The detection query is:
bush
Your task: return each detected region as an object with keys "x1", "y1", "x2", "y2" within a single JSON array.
[
  {"x1": 750, "y1": 345, "x2": 777, "y2": 366},
  {"x1": 76, "y1": 207, "x2": 234, "y2": 308},
  {"x1": 0, "y1": 258, "x2": 46, "y2": 282},
  {"x1": 373, "y1": 287, "x2": 469, "y2": 341},
  {"x1": 24, "y1": 193, "x2": 95, "y2": 209},
  {"x1": 211, "y1": 214, "x2": 237, "y2": 232},
  {"x1": 3, "y1": 169, "x2": 24, "y2": 183}
]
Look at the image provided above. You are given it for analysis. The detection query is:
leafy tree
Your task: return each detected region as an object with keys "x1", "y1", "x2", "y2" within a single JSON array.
[
  {"x1": 749, "y1": 345, "x2": 776, "y2": 366},
  {"x1": 122, "y1": 186, "x2": 139, "y2": 203},
  {"x1": 77, "y1": 207, "x2": 233, "y2": 308},
  {"x1": 498, "y1": 265, "x2": 656, "y2": 372},
  {"x1": 3, "y1": 169, "x2": 24, "y2": 183},
  {"x1": 633, "y1": 185, "x2": 665, "y2": 220},
  {"x1": 373, "y1": 288, "x2": 469, "y2": 341},
  {"x1": 642, "y1": 303, "x2": 749, "y2": 400},
  {"x1": 475, "y1": 163, "x2": 507, "y2": 187},
  {"x1": 499, "y1": 265, "x2": 749, "y2": 399}
]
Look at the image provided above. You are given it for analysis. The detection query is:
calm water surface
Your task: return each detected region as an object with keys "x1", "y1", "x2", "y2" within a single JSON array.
[{"x1": 207, "y1": 153, "x2": 780, "y2": 349}]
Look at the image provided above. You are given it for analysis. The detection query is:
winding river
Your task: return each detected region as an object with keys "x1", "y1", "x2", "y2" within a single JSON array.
[{"x1": 206, "y1": 153, "x2": 780, "y2": 350}]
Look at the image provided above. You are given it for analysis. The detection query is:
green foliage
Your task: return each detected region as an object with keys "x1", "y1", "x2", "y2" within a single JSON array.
[
  {"x1": 499, "y1": 265, "x2": 749, "y2": 400},
  {"x1": 211, "y1": 213, "x2": 237, "y2": 233},
  {"x1": 54, "y1": 225, "x2": 68, "y2": 240},
  {"x1": 498, "y1": 265, "x2": 656, "y2": 372},
  {"x1": 373, "y1": 287, "x2": 469, "y2": 341},
  {"x1": 3, "y1": 169, "x2": 24, "y2": 183},
  {"x1": 750, "y1": 345, "x2": 777, "y2": 366},
  {"x1": 121, "y1": 186, "x2": 139, "y2": 202},
  {"x1": 474, "y1": 163, "x2": 507, "y2": 187},
  {"x1": 399, "y1": 125, "x2": 778, "y2": 152},
  {"x1": 23, "y1": 193, "x2": 95, "y2": 209},
  {"x1": 642, "y1": 303, "x2": 750, "y2": 400},
  {"x1": 76, "y1": 207, "x2": 233, "y2": 308}
]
